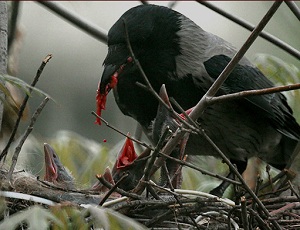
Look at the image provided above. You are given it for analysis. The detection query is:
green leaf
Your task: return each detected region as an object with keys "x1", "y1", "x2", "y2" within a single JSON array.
[
  {"x1": 0, "y1": 205, "x2": 62, "y2": 230},
  {"x1": 0, "y1": 74, "x2": 54, "y2": 101}
]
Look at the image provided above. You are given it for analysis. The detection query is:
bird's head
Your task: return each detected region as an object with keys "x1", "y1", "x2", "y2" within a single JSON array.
[
  {"x1": 96, "y1": 4, "x2": 182, "y2": 125},
  {"x1": 43, "y1": 143, "x2": 74, "y2": 189}
]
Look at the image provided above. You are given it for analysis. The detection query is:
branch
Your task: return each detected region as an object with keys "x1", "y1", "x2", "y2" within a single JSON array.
[
  {"x1": 198, "y1": 1, "x2": 300, "y2": 60},
  {"x1": 0, "y1": 1, "x2": 8, "y2": 136},
  {"x1": 8, "y1": 1, "x2": 20, "y2": 52},
  {"x1": 285, "y1": 1, "x2": 300, "y2": 21},
  {"x1": 7, "y1": 97, "x2": 50, "y2": 180},
  {"x1": 164, "y1": 2, "x2": 283, "y2": 228},
  {"x1": 91, "y1": 112, "x2": 240, "y2": 185},
  {"x1": 209, "y1": 82, "x2": 300, "y2": 104},
  {"x1": 0, "y1": 54, "x2": 52, "y2": 162},
  {"x1": 91, "y1": 111, "x2": 151, "y2": 149},
  {"x1": 96, "y1": 174, "x2": 142, "y2": 200},
  {"x1": 37, "y1": 1, "x2": 108, "y2": 44}
]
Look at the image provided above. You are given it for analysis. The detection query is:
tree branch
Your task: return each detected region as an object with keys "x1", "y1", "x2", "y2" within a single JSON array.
[
  {"x1": 198, "y1": 1, "x2": 300, "y2": 60},
  {"x1": 7, "y1": 97, "x2": 50, "y2": 180},
  {"x1": 0, "y1": 1, "x2": 8, "y2": 137},
  {"x1": 37, "y1": 1, "x2": 108, "y2": 43},
  {"x1": 0, "y1": 54, "x2": 52, "y2": 162}
]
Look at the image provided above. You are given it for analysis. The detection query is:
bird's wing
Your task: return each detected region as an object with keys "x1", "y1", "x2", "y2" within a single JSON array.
[{"x1": 203, "y1": 54, "x2": 300, "y2": 140}]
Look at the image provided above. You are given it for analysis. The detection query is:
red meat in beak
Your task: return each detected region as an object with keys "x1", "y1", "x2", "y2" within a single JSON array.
[{"x1": 95, "y1": 57, "x2": 133, "y2": 125}]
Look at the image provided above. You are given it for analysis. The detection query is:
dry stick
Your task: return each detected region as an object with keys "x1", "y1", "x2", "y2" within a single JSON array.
[
  {"x1": 91, "y1": 112, "x2": 150, "y2": 149},
  {"x1": 37, "y1": 2, "x2": 107, "y2": 43},
  {"x1": 0, "y1": 54, "x2": 52, "y2": 162},
  {"x1": 198, "y1": 1, "x2": 300, "y2": 60},
  {"x1": 288, "y1": 180, "x2": 300, "y2": 200},
  {"x1": 285, "y1": 1, "x2": 300, "y2": 21},
  {"x1": 7, "y1": 97, "x2": 50, "y2": 180},
  {"x1": 269, "y1": 202, "x2": 300, "y2": 217},
  {"x1": 92, "y1": 111, "x2": 240, "y2": 186},
  {"x1": 209, "y1": 83, "x2": 300, "y2": 104},
  {"x1": 142, "y1": 180, "x2": 202, "y2": 230},
  {"x1": 96, "y1": 174, "x2": 142, "y2": 200},
  {"x1": 144, "y1": 128, "x2": 171, "y2": 182},
  {"x1": 98, "y1": 173, "x2": 129, "y2": 206},
  {"x1": 241, "y1": 196, "x2": 249, "y2": 230},
  {"x1": 134, "y1": 128, "x2": 172, "y2": 195},
  {"x1": 248, "y1": 208, "x2": 272, "y2": 230}
]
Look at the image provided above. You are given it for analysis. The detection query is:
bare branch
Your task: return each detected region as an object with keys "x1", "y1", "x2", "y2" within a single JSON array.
[
  {"x1": 37, "y1": 1, "x2": 108, "y2": 44},
  {"x1": 285, "y1": 1, "x2": 300, "y2": 21},
  {"x1": 91, "y1": 111, "x2": 151, "y2": 149},
  {"x1": 8, "y1": 2, "x2": 20, "y2": 52},
  {"x1": 208, "y1": 82, "x2": 300, "y2": 104},
  {"x1": 0, "y1": 54, "x2": 52, "y2": 162},
  {"x1": 98, "y1": 173, "x2": 129, "y2": 205},
  {"x1": 0, "y1": 2, "x2": 8, "y2": 137},
  {"x1": 198, "y1": 1, "x2": 300, "y2": 60},
  {"x1": 96, "y1": 174, "x2": 142, "y2": 200},
  {"x1": 7, "y1": 97, "x2": 50, "y2": 180}
]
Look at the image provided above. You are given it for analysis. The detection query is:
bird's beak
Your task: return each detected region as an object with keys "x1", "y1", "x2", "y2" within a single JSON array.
[
  {"x1": 113, "y1": 134, "x2": 138, "y2": 170},
  {"x1": 44, "y1": 143, "x2": 58, "y2": 182},
  {"x1": 95, "y1": 65, "x2": 118, "y2": 125},
  {"x1": 95, "y1": 57, "x2": 133, "y2": 125}
]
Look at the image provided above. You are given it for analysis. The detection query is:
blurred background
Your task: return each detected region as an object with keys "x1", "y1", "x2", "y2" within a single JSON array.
[{"x1": 3, "y1": 1, "x2": 300, "y2": 189}]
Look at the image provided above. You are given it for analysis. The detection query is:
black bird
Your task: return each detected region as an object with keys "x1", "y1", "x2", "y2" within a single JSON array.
[{"x1": 96, "y1": 4, "x2": 300, "y2": 195}]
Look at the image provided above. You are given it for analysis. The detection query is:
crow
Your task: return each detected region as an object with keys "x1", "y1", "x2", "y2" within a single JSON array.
[{"x1": 96, "y1": 4, "x2": 300, "y2": 195}]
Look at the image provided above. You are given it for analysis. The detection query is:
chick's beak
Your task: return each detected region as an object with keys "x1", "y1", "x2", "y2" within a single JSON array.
[{"x1": 44, "y1": 143, "x2": 58, "y2": 182}]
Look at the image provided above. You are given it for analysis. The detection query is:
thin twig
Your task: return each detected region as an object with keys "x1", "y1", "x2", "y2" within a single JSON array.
[
  {"x1": 241, "y1": 196, "x2": 249, "y2": 230},
  {"x1": 288, "y1": 180, "x2": 300, "y2": 201},
  {"x1": 37, "y1": 1, "x2": 107, "y2": 43},
  {"x1": 209, "y1": 82, "x2": 300, "y2": 104},
  {"x1": 134, "y1": 128, "x2": 172, "y2": 195},
  {"x1": 91, "y1": 111, "x2": 150, "y2": 149},
  {"x1": 285, "y1": 1, "x2": 300, "y2": 21},
  {"x1": 0, "y1": 54, "x2": 52, "y2": 162},
  {"x1": 91, "y1": 112, "x2": 239, "y2": 185},
  {"x1": 142, "y1": 180, "x2": 202, "y2": 230},
  {"x1": 198, "y1": 1, "x2": 300, "y2": 60},
  {"x1": 0, "y1": 2, "x2": 8, "y2": 139},
  {"x1": 144, "y1": 128, "x2": 171, "y2": 182},
  {"x1": 98, "y1": 173, "x2": 129, "y2": 206},
  {"x1": 7, "y1": 97, "x2": 50, "y2": 180},
  {"x1": 8, "y1": 1, "x2": 20, "y2": 52},
  {"x1": 96, "y1": 173, "x2": 142, "y2": 200}
]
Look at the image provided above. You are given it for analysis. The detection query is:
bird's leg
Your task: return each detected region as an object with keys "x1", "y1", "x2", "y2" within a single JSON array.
[{"x1": 210, "y1": 160, "x2": 247, "y2": 197}]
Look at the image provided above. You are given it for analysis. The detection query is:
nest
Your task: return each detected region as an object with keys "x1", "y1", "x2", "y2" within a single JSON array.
[{"x1": 1, "y1": 169, "x2": 300, "y2": 229}]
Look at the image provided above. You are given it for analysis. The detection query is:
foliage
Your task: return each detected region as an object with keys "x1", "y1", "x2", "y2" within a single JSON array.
[
  {"x1": 0, "y1": 204, "x2": 147, "y2": 230},
  {"x1": 0, "y1": 205, "x2": 62, "y2": 230}
]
